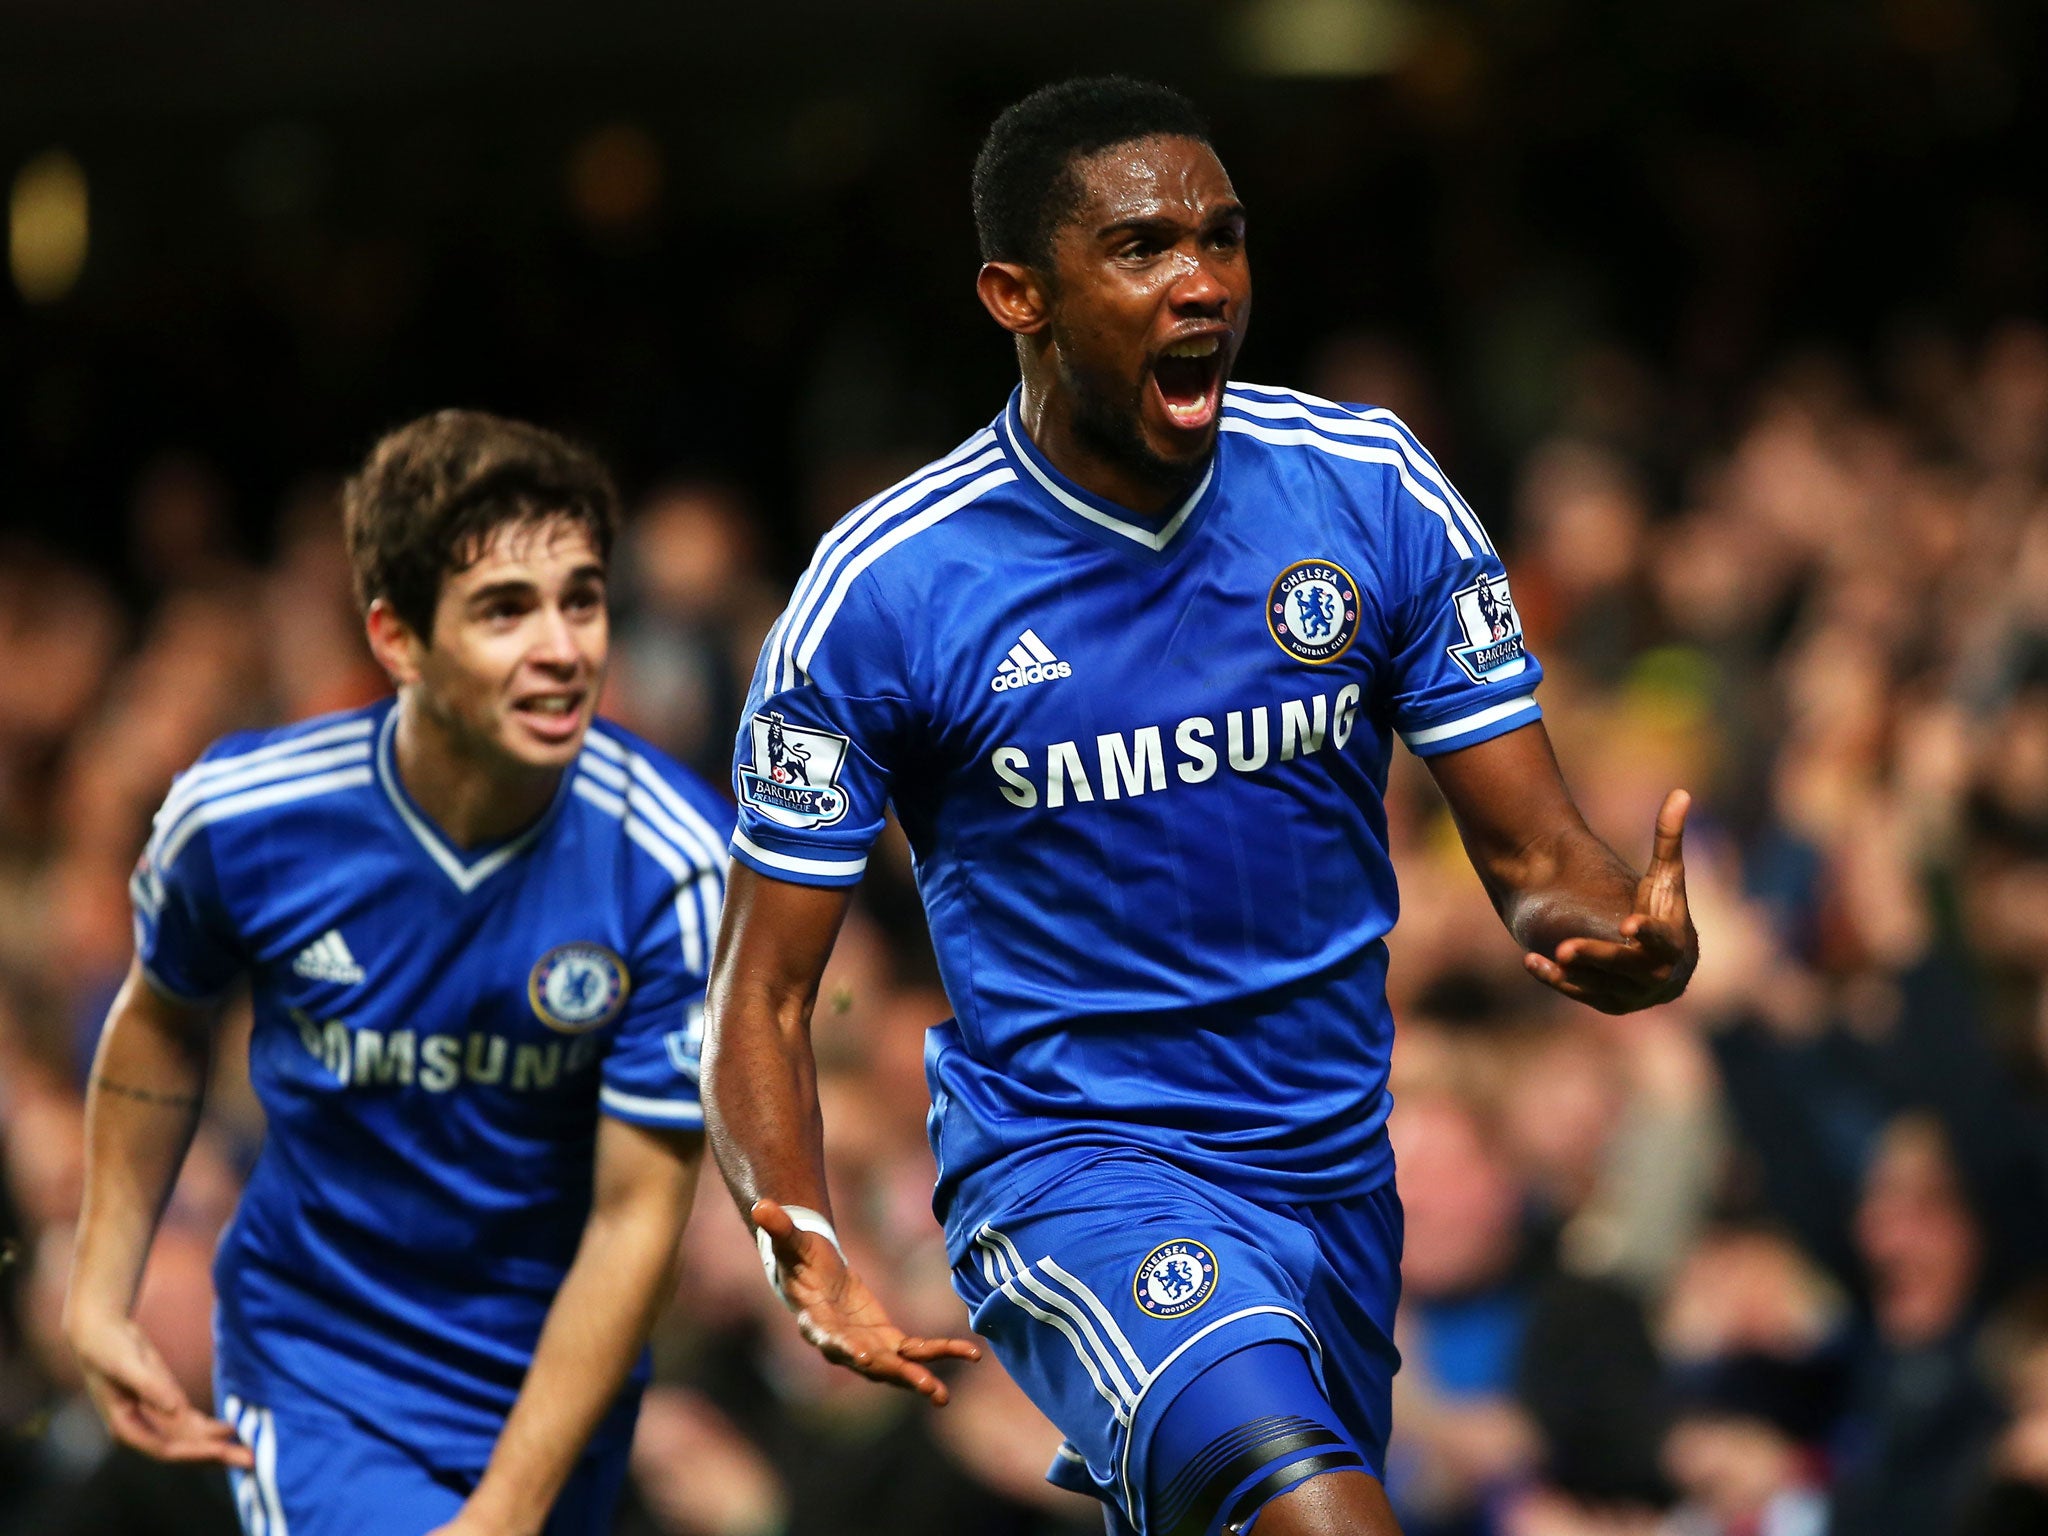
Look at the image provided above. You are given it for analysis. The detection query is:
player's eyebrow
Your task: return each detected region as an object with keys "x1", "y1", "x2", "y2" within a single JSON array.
[
  {"x1": 465, "y1": 579, "x2": 538, "y2": 608},
  {"x1": 1095, "y1": 202, "x2": 1247, "y2": 243}
]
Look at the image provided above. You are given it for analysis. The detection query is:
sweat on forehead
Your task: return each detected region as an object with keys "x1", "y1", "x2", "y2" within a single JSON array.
[{"x1": 972, "y1": 75, "x2": 1212, "y2": 266}]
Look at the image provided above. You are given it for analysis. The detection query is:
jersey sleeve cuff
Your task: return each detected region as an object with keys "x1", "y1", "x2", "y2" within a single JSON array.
[
  {"x1": 598, "y1": 1085, "x2": 706, "y2": 1129},
  {"x1": 136, "y1": 959, "x2": 231, "y2": 1009},
  {"x1": 1399, "y1": 694, "x2": 1542, "y2": 757},
  {"x1": 730, "y1": 828, "x2": 869, "y2": 888}
]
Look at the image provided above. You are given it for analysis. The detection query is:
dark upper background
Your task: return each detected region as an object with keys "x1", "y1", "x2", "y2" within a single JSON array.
[{"x1": 7, "y1": 0, "x2": 2046, "y2": 571}]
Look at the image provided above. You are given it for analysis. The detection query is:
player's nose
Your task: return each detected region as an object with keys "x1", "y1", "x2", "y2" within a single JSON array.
[
  {"x1": 1166, "y1": 249, "x2": 1231, "y2": 315},
  {"x1": 528, "y1": 605, "x2": 584, "y2": 670}
]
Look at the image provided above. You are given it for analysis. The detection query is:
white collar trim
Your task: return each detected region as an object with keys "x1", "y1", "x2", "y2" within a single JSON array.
[{"x1": 1001, "y1": 411, "x2": 1213, "y2": 553}]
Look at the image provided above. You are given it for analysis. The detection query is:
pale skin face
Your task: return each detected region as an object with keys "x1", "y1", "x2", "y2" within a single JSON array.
[
  {"x1": 977, "y1": 134, "x2": 1251, "y2": 515},
  {"x1": 365, "y1": 517, "x2": 608, "y2": 846}
]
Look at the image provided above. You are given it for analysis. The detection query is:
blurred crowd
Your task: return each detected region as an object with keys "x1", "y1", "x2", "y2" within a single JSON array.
[{"x1": 5, "y1": 313, "x2": 2048, "y2": 1536}]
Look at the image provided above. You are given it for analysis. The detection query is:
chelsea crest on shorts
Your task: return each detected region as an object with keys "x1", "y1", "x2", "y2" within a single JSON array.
[{"x1": 1134, "y1": 1238, "x2": 1220, "y2": 1320}]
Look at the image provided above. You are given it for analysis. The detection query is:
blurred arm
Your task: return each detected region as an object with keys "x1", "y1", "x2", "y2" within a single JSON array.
[
  {"x1": 700, "y1": 863, "x2": 979, "y2": 1402},
  {"x1": 445, "y1": 1116, "x2": 702, "y2": 1536},
  {"x1": 63, "y1": 956, "x2": 250, "y2": 1467},
  {"x1": 1426, "y1": 722, "x2": 1697, "y2": 1014}
]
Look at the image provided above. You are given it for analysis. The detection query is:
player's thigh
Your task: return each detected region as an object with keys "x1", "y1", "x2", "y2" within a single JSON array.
[
  {"x1": 219, "y1": 1391, "x2": 466, "y2": 1536},
  {"x1": 1249, "y1": 1469, "x2": 1402, "y2": 1535},
  {"x1": 951, "y1": 1150, "x2": 1334, "y2": 1532},
  {"x1": 1145, "y1": 1338, "x2": 1387, "y2": 1536}
]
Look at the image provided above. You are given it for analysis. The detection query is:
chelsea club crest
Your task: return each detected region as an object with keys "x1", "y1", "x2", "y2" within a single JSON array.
[
  {"x1": 528, "y1": 943, "x2": 630, "y2": 1034},
  {"x1": 1268, "y1": 559, "x2": 1361, "y2": 665},
  {"x1": 1133, "y1": 1238, "x2": 1219, "y2": 1320}
]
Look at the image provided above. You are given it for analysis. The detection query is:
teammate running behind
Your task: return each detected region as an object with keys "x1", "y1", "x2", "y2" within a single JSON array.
[{"x1": 65, "y1": 411, "x2": 730, "y2": 1536}]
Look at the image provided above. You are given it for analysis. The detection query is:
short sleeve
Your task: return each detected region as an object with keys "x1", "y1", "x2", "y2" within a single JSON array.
[
  {"x1": 131, "y1": 785, "x2": 245, "y2": 1004},
  {"x1": 600, "y1": 813, "x2": 727, "y2": 1131},
  {"x1": 1372, "y1": 416, "x2": 1545, "y2": 757},
  {"x1": 730, "y1": 572, "x2": 918, "y2": 888}
]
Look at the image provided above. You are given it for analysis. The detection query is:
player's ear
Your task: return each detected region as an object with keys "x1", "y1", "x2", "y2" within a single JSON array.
[
  {"x1": 977, "y1": 261, "x2": 1051, "y2": 337},
  {"x1": 364, "y1": 598, "x2": 425, "y2": 686}
]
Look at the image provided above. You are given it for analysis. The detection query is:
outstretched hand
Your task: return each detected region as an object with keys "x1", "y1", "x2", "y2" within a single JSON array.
[
  {"x1": 69, "y1": 1311, "x2": 253, "y2": 1468},
  {"x1": 751, "y1": 1198, "x2": 982, "y2": 1406},
  {"x1": 1524, "y1": 789, "x2": 1698, "y2": 1015}
]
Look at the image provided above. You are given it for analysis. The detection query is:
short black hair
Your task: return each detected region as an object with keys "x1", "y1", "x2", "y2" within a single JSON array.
[
  {"x1": 972, "y1": 76, "x2": 1211, "y2": 267},
  {"x1": 343, "y1": 410, "x2": 618, "y2": 641}
]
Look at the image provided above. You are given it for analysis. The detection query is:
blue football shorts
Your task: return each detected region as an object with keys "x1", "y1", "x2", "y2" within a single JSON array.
[
  {"x1": 215, "y1": 1382, "x2": 634, "y2": 1536},
  {"x1": 950, "y1": 1147, "x2": 1403, "y2": 1536}
]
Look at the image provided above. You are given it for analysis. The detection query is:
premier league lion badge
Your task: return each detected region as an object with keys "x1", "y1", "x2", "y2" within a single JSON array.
[
  {"x1": 1133, "y1": 1238, "x2": 1219, "y2": 1320},
  {"x1": 1268, "y1": 559, "x2": 1361, "y2": 665},
  {"x1": 1445, "y1": 572, "x2": 1528, "y2": 683},
  {"x1": 738, "y1": 711, "x2": 852, "y2": 828},
  {"x1": 528, "y1": 943, "x2": 630, "y2": 1034}
]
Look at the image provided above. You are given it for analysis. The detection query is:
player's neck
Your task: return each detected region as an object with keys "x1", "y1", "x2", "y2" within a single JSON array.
[
  {"x1": 1019, "y1": 381, "x2": 1206, "y2": 520},
  {"x1": 393, "y1": 693, "x2": 562, "y2": 850}
]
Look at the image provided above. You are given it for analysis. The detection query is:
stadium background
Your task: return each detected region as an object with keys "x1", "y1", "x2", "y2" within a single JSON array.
[{"x1": 7, "y1": 1, "x2": 2048, "y2": 1532}]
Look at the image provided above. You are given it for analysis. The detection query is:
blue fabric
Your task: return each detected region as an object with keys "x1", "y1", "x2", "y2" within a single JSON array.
[
  {"x1": 216, "y1": 1380, "x2": 635, "y2": 1536},
  {"x1": 133, "y1": 697, "x2": 730, "y2": 1464},
  {"x1": 951, "y1": 1147, "x2": 1402, "y2": 1534},
  {"x1": 733, "y1": 383, "x2": 1542, "y2": 1238},
  {"x1": 1147, "y1": 1341, "x2": 1367, "y2": 1536}
]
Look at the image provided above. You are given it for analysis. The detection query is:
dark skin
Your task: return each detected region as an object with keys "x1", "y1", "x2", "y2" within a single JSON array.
[{"x1": 703, "y1": 133, "x2": 1696, "y2": 1535}]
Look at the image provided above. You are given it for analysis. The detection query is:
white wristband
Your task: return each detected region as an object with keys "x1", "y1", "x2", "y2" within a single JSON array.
[{"x1": 756, "y1": 1204, "x2": 846, "y2": 1305}]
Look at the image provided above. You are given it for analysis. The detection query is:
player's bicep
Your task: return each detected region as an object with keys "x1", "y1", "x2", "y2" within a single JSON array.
[
  {"x1": 591, "y1": 1111, "x2": 703, "y2": 1222},
  {"x1": 707, "y1": 864, "x2": 854, "y2": 1033}
]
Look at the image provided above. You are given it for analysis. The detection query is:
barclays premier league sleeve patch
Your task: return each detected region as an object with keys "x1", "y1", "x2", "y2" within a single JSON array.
[
  {"x1": 738, "y1": 711, "x2": 853, "y2": 828},
  {"x1": 1445, "y1": 573, "x2": 1529, "y2": 683}
]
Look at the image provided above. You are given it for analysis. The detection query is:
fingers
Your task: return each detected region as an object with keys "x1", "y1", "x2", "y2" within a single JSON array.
[
  {"x1": 99, "y1": 1390, "x2": 254, "y2": 1467},
  {"x1": 1648, "y1": 789, "x2": 1690, "y2": 874},
  {"x1": 898, "y1": 1335, "x2": 985, "y2": 1364},
  {"x1": 158, "y1": 1411, "x2": 256, "y2": 1468},
  {"x1": 1558, "y1": 920, "x2": 1687, "y2": 973},
  {"x1": 1522, "y1": 953, "x2": 1641, "y2": 1016},
  {"x1": 795, "y1": 1314, "x2": 983, "y2": 1406},
  {"x1": 751, "y1": 1198, "x2": 839, "y2": 1278}
]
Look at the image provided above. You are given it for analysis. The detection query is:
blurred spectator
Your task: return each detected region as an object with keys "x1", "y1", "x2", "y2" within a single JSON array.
[{"x1": 1386, "y1": 1073, "x2": 1668, "y2": 1535}]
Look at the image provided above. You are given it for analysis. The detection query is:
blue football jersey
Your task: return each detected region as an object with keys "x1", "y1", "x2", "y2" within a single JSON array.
[
  {"x1": 130, "y1": 696, "x2": 730, "y2": 1463},
  {"x1": 732, "y1": 384, "x2": 1543, "y2": 1255}
]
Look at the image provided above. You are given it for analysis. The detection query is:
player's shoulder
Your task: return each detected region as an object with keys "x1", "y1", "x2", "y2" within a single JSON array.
[
  {"x1": 575, "y1": 718, "x2": 732, "y2": 880},
  {"x1": 1221, "y1": 380, "x2": 1488, "y2": 553},
  {"x1": 148, "y1": 699, "x2": 387, "y2": 872},
  {"x1": 1221, "y1": 380, "x2": 1437, "y2": 477},
  {"x1": 794, "y1": 422, "x2": 1022, "y2": 604}
]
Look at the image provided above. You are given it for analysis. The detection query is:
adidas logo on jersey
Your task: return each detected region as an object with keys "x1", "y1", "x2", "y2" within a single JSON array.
[
  {"x1": 292, "y1": 929, "x2": 365, "y2": 985},
  {"x1": 990, "y1": 630, "x2": 1072, "y2": 693}
]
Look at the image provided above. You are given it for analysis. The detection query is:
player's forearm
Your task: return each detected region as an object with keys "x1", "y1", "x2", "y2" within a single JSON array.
[
  {"x1": 66, "y1": 964, "x2": 210, "y2": 1330},
  {"x1": 701, "y1": 979, "x2": 833, "y2": 1219},
  {"x1": 466, "y1": 1159, "x2": 697, "y2": 1533}
]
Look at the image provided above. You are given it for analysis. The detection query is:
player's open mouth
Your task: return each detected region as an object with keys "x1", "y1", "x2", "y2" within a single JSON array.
[
  {"x1": 513, "y1": 692, "x2": 586, "y2": 741},
  {"x1": 1151, "y1": 334, "x2": 1226, "y2": 431}
]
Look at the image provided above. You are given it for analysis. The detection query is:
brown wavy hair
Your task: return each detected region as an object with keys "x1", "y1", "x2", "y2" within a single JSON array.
[{"x1": 342, "y1": 409, "x2": 619, "y2": 641}]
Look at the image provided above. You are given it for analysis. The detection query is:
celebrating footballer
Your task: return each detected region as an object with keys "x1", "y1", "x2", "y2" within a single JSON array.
[{"x1": 703, "y1": 77, "x2": 1696, "y2": 1536}]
